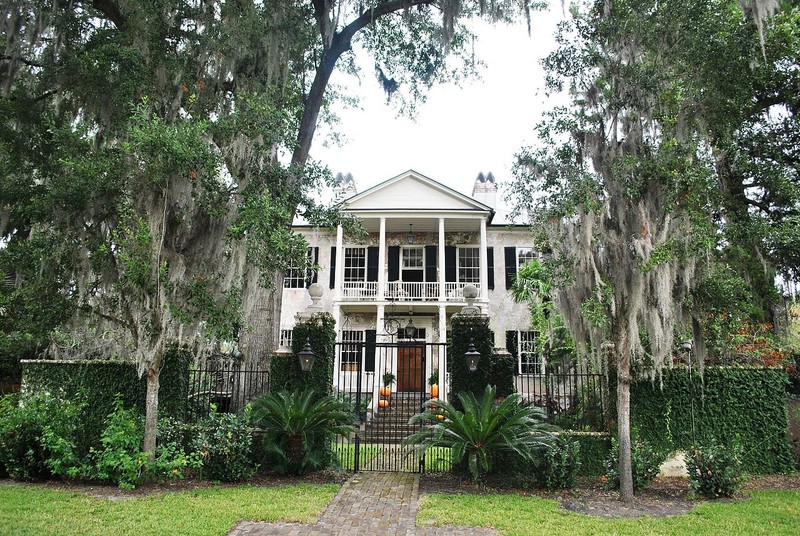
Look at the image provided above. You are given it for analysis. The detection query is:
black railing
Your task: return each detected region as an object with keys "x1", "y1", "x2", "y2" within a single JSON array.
[
  {"x1": 515, "y1": 362, "x2": 608, "y2": 432},
  {"x1": 187, "y1": 357, "x2": 270, "y2": 423}
]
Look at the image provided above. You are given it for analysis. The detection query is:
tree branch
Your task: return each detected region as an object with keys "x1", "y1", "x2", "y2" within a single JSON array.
[
  {"x1": 0, "y1": 55, "x2": 42, "y2": 68},
  {"x1": 291, "y1": 0, "x2": 435, "y2": 169},
  {"x1": 91, "y1": 0, "x2": 127, "y2": 29}
]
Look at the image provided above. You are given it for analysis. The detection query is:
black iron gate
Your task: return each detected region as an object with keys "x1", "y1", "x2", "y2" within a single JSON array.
[{"x1": 333, "y1": 341, "x2": 449, "y2": 473}]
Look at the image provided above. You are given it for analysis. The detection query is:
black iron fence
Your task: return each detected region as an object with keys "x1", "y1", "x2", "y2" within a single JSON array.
[
  {"x1": 515, "y1": 362, "x2": 608, "y2": 432},
  {"x1": 187, "y1": 357, "x2": 270, "y2": 423}
]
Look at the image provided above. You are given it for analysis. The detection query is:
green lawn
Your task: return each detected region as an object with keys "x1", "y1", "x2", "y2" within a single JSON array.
[
  {"x1": 418, "y1": 490, "x2": 800, "y2": 535},
  {"x1": 0, "y1": 483, "x2": 339, "y2": 536}
]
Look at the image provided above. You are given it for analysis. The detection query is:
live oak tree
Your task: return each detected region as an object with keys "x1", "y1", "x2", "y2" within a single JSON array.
[
  {"x1": 510, "y1": 0, "x2": 792, "y2": 501},
  {"x1": 1, "y1": 1, "x2": 540, "y2": 458}
]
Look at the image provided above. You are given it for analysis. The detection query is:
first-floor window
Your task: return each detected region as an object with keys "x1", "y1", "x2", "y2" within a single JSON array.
[
  {"x1": 279, "y1": 329, "x2": 293, "y2": 350},
  {"x1": 517, "y1": 247, "x2": 536, "y2": 273},
  {"x1": 519, "y1": 331, "x2": 543, "y2": 374},
  {"x1": 340, "y1": 330, "x2": 364, "y2": 371}
]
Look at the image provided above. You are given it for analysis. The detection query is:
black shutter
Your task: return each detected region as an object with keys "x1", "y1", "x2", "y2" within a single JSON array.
[
  {"x1": 504, "y1": 247, "x2": 516, "y2": 290},
  {"x1": 309, "y1": 247, "x2": 319, "y2": 286},
  {"x1": 367, "y1": 246, "x2": 379, "y2": 282},
  {"x1": 364, "y1": 330, "x2": 377, "y2": 372},
  {"x1": 506, "y1": 330, "x2": 519, "y2": 375},
  {"x1": 388, "y1": 246, "x2": 400, "y2": 281},
  {"x1": 424, "y1": 245, "x2": 437, "y2": 283},
  {"x1": 445, "y1": 246, "x2": 456, "y2": 282},
  {"x1": 329, "y1": 247, "x2": 337, "y2": 289},
  {"x1": 487, "y1": 247, "x2": 494, "y2": 290}
]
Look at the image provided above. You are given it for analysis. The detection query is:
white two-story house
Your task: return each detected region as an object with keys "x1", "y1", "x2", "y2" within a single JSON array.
[{"x1": 280, "y1": 170, "x2": 544, "y2": 398}]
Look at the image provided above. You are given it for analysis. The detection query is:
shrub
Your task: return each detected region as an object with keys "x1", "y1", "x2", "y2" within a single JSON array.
[
  {"x1": 542, "y1": 435, "x2": 581, "y2": 489},
  {"x1": 0, "y1": 392, "x2": 84, "y2": 481},
  {"x1": 89, "y1": 397, "x2": 148, "y2": 489},
  {"x1": 149, "y1": 417, "x2": 202, "y2": 481},
  {"x1": 604, "y1": 436, "x2": 665, "y2": 491},
  {"x1": 405, "y1": 385, "x2": 556, "y2": 483},
  {"x1": 252, "y1": 389, "x2": 356, "y2": 475},
  {"x1": 686, "y1": 441, "x2": 745, "y2": 498},
  {"x1": 193, "y1": 410, "x2": 255, "y2": 482}
]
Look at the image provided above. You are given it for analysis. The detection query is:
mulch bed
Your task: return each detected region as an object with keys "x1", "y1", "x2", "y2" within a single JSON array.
[{"x1": 418, "y1": 473, "x2": 800, "y2": 518}]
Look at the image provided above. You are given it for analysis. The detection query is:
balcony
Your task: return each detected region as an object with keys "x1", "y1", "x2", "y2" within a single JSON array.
[{"x1": 340, "y1": 282, "x2": 481, "y2": 302}]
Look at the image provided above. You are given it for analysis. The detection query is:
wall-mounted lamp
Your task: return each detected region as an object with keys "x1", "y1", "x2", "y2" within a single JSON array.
[
  {"x1": 298, "y1": 335, "x2": 316, "y2": 372},
  {"x1": 404, "y1": 318, "x2": 417, "y2": 339},
  {"x1": 464, "y1": 338, "x2": 480, "y2": 372},
  {"x1": 406, "y1": 224, "x2": 415, "y2": 244}
]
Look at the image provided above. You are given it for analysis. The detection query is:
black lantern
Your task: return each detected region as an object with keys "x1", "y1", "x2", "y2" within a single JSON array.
[
  {"x1": 464, "y1": 338, "x2": 480, "y2": 372},
  {"x1": 298, "y1": 335, "x2": 315, "y2": 372},
  {"x1": 406, "y1": 224, "x2": 415, "y2": 244},
  {"x1": 404, "y1": 318, "x2": 417, "y2": 339}
]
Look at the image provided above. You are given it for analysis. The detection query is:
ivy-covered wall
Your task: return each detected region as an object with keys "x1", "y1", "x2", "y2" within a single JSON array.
[
  {"x1": 20, "y1": 346, "x2": 191, "y2": 452},
  {"x1": 269, "y1": 312, "x2": 335, "y2": 399},
  {"x1": 449, "y1": 314, "x2": 514, "y2": 407},
  {"x1": 629, "y1": 367, "x2": 794, "y2": 474}
]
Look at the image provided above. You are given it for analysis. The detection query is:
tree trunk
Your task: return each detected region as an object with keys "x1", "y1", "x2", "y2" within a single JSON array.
[
  {"x1": 614, "y1": 317, "x2": 635, "y2": 503},
  {"x1": 144, "y1": 363, "x2": 160, "y2": 461},
  {"x1": 239, "y1": 266, "x2": 282, "y2": 364}
]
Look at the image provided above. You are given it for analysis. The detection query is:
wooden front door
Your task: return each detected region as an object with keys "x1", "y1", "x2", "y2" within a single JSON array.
[{"x1": 397, "y1": 344, "x2": 423, "y2": 392}]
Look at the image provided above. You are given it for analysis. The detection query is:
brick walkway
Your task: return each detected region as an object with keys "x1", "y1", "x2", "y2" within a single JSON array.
[{"x1": 227, "y1": 472, "x2": 497, "y2": 536}]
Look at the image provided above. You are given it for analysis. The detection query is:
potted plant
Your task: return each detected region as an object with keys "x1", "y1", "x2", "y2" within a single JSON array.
[
  {"x1": 428, "y1": 369, "x2": 439, "y2": 398},
  {"x1": 380, "y1": 371, "x2": 396, "y2": 397}
]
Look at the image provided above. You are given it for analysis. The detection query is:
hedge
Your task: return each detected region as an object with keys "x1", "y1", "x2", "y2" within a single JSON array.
[
  {"x1": 563, "y1": 432, "x2": 611, "y2": 476},
  {"x1": 449, "y1": 315, "x2": 514, "y2": 407},
  {"x1": 19, "y1": 346, "x2": 191, "y2": 453},
  {"x1": 269, "y1": 312, "x2": 336, "y2": 399},
  {"x1": 628, "y1": 367, "x2": 794, "y2": 474}
]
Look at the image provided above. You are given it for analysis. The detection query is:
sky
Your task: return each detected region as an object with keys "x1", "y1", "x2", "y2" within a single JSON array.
[{"x1": 310, "y1": 5, "x2": 567, "y2": 218}]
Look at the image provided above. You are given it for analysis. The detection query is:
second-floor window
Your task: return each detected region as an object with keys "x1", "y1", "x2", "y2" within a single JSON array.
[
  {"x1": 284, "y1": 247, "x2": 318, "y2": 288},
  {"x1": 344, "y1": 247, "x2": 366, "y2": 282},
  {"x1": 517, "y1": 248, "x2": 536, "y2": 273},
  {"x1": 458, "y1": 247, "x2": 480, "y2": 283}
]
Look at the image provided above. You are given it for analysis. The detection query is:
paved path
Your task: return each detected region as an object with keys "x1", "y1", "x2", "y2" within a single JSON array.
[{"x1": 228, "y1": 472, "x2": 497, "y2": 536}]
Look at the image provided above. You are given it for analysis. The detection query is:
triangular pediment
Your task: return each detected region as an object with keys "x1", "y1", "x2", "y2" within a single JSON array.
[{"x1": 343, "y1": 170, "x2": 491, "y2": 213}]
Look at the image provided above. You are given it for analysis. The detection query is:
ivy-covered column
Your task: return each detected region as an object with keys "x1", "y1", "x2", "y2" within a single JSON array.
[{"x1": 269, "y1": 285, "x2": 335, "y2": 400}]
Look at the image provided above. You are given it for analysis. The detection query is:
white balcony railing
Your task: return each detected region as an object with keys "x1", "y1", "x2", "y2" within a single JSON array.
[
  {"x1": 339, "y1": 281, "x2": 481, "y2": 302},
  {"x1": 341, "y1": 282, "x2": 378, "y2": 301}
]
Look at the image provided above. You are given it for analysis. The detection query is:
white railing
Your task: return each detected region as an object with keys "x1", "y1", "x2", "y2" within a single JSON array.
[
  {"x1": 340, "y1": 282, "x2": 378, "y2": 301},
  {"x1": 384, "y1": 281, "x2": 439, "y2": 301},
  {"x1": 444, "y1": 283, "x2": 481, "y2": 301}
]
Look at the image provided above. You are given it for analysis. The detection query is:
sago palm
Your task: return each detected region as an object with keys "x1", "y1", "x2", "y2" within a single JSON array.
[
  {"x1": 252, "y1": 389, "x2": 356, "y2": 475},
  {"x1": 404, "y1": 385, "x2": 555, "y2": 482}
]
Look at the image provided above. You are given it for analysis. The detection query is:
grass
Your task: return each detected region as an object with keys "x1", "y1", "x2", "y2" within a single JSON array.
[
  {"x1": 0, "y1": 482, "x2": 339, "y2": 536},
  {"x1": 333, "y1": 443, "x2": 383, "y2": 469},
  {"x1": 418, "y1": 490, "x2": 800, "y2": 535}
]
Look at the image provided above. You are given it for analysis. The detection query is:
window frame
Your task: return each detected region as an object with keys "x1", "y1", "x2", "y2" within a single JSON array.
[
  {"x1": 516, "y1": 247, "x2": 536, "y2": 274},
  {"x1": 283, "y1": 247, "x2": 317, "y2": 288},
  {"x1": 457, "y1": 246, "x2": 480, "y2": 284},
  {"x1": 340, "y1": 330, "x2": 364, "y2": 371},
  {"x1": 343, "y1": 247, "x2": 367, "y2": 283},
  {"x1": 518, "y1": 330, "x2": 544, "y2": 375}
]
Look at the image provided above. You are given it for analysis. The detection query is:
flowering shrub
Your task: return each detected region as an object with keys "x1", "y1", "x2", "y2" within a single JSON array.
[{"x1": 686, "y1": 441, "x2": 744, "y2": 498}]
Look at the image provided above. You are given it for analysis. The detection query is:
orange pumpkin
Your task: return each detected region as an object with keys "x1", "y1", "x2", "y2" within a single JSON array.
[
  {"x1": 430, "y1": 384, "x2": 439, "y2": 398},
  {"x1": 430, "y1": 404, "x2": 438, "y2": 409},
  {"x1": 437, "y1": 414, "x2": 445, "y2": 421},
  {"x1": 380, "y1": 386, "x2": 392, "y2": 397},
  {"x1": 378, "y1": 399, "x2": 389, "y2": 408}
]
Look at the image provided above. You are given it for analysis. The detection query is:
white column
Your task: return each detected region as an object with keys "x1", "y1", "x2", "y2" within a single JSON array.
[
  {"x1": 438, "y1": 305, "x2": 447, "y2": 402},
  {"x1": 377, "y1": 303, "x2": 387, "y2": 343},
  {"x1": 378, "y1": 217, "x2": 386, "y2": 301},
  {"x1": 332, "y1": 304, "x2": 342, "y2": 388},
  {"x1": 479, "y1": 217, "x2": 488, "y2": 303},
  {"x1": 438, "y1": 217, "x2": 445, "y2": 300},
  {"x1": 334, "y1": 224, "x2": 344, "y2": 301}
]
